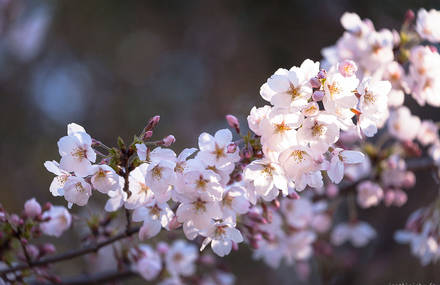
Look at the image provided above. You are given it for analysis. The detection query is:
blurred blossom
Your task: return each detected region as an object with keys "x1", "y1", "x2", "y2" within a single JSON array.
[
  {"x1": 7, "y1": 5, "x2": 51, "y2": 62},
  {"x1": 30, "y1": 58, "x2": 92, "y2": 122}
]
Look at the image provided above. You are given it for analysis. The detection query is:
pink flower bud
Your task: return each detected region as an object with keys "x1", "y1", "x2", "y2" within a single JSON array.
[
  {"x1": 227, "y1": 143, "x2": 237, "y2": 153},
  {"x1": 225, "y1": 114, "x2": 240, "y2": 133},
  {"x1": 10, "y1": 214, "x2": 20, "y2": 226},
  {"x1": 288, "y1": 191, "x2": 300, "y2": 199},
  {"x1": 384, "y1": 190, "x2": 395, "y2": 207},
  {"x1": 24, "y1": 198, "x2": 42, "y2": 218},
  {"x1": 26, "y1": 244, "x2": 40, "y2": 259},
  {"x1": 41, "y1": 243, "x2": 56, "y2": 255},
  {"x1": 143, "y1": 130, "x2": 153, "y2": 140},
  {"x1": 145, "y1": 115, "x2": 160, "y2": 132},
  {"x1": 199, "y1": 254, "x2": 215, "y2": 265},
  {"x1": 232, "y1": 241, "x2": 239, "y2": 251},
  {"x1": 317, "y1": 69, "x2": 327, "y2": 79},
  {"x1": 404, "y1": 9, "x2": 415, "y2": 24},
  {"x1": 310, "y1": 77, "x2": 321, "y2": 89},
  {"x1": 393, "y1": 189, "x2": 407, "y2": 207},
  {"x1": 338, "y1": 60, "x2": 358, "y2": 77},
  {"x1": 162, "y1": 135, "x2": 175, "y2": 147},
  {"x1": 312, "y1": 90, "x2": 325, "y2": 101},
  {"x1": 326, "y1": 184, "x2": 339, "y2": 198},
  {"x1": 429, "y1": 45, "x2": 438, "y2": 53},
  {"x1": 43, "y1": 202, "x2": 52, "y2": 212},
  {"x1": 402, "y1": 171, "x2": 416, "y2": 188},
  {"x1": 167, "y1": 216, "x2": 181, "y2": 230},
  {"x1": 156, "y1": 242, "x2": 169, "y2": 255}
]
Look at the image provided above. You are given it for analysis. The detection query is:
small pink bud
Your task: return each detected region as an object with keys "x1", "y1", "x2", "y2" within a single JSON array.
[
  {"x1": 384, "y1": 190, "x2": 395, "y2": 207},
  {"x1": 326, "y1": 184, "x2": 339, "y2": 198},
  {"x1": 24, "y1": 198, "x2": 42, "y2": 218},
  {"x1": 10, "y1": 214, "x2": 20, "y2": 226},
  {"x1": 404, "y1": 9, "x2": 415, "y2": 24},
  {"x1": 226, "y1": 114, "x2": 240, "y2": 134},
  {"x1": 144, "y1": 115, "x2": 160, "y2": 132},
  {"x1": 317, "y1": 69, "x2": 327, "y2": 79},
  {"x1": 338, "y1": 60, "x2": 358, "y2": 77},
  {"x1": 227, "y1": 143, "x2": 237, "y2": 153},
  {"x1": 429, "y1": 45, "x2": 438, "y2": 53},
  {"x1": 232, "y1": 242, "x2": 239, "y2": 251},
  {"x1": 310, "y1": 77, "x2": 321, "y2": 89},
  {"x1": 150, "y1": 115, "x2": 160, "y2": 127},
  {"x1": 168, "y1": 216, "x2": 181, "y2": 230},
  {"x1": 272, "y1": 199, "x2": 280, "y2": 209},
  {"x1": 312, "y1": 90, "x2": 325, "y2": 101},
  {"x1": 156, "y1": 242, "x2": 169, "y2": 255},
  {"x1": 43, "y1": 202, "x2": 52, "y2": 212},
  {"x1": 393, "y1": 189, "x2": 407, "y2": 207},
  {"x1": 41, "y1": 243, "x2": 56, "y2": 255},
  {"x1": 199, "y1": 254, "x2": 215, "y2": 265},
  {"x1": 288, "y1": 191, "x2": 300, "y2": 200},
  {"x1": 26, "y1": 244, "x2": 40, "y2": 259},
  {"x1": 402, "y1": 171, "x2": 416, "y2": 188},
  {"x1": 143, "y1": 130, "x2": 153, "y2": 140},
  {"x1": 162, "y1": 135, "x2": 175, "y2": 147}
]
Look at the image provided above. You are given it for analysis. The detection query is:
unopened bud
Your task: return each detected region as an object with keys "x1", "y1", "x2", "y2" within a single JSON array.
[
  {"x1": 162, "y1": 135, "x2": 175, "y2": 147},
  {"x1": 24, "y1": 198, "x2": 42, "y2": 218},
  {"x1": 227, "y1": 143, "x2": 237, "y2": 153},
  {"x1": 326, "y1": 184, "x2": 339, "y2": 198},
  {"x1": 288, "y1": 191, "x2": 300, "y2": 200},
  {"x1": 26, "y1": 244, "x2": 39, "y2": 259},
  {"x1": 317, "y1": 69, "x2": 327, "y2": 79},
  {"x1": 402, "y1": 171, "x2": 416, "y2": 188},
  {"x1": 167, "y1": 216, "x2": 181, "y2": 230},
  {"x1": 143, "y1": 130, "x2": 153, "y2": 140},
  {"x1": 156, "y1": 242, "x2": 169, "y2": 255},
  {"x1": 272, "y1": 199, "x2": 280, "y2": 209},
  {"x1": 404, "y1": 9, "x2": 415, "y2": 25},
  {"x1": 310, "y1": 77, "x2": 321, "y2": 89},
  {"x1": 10, "y1": 214, "x2": 20, "y2": 226},
  {"x1": 232, "y1": 242, "x2": 239, "y2": 251},
  {"x1": 312, "y1": 90, "x2": 325, "y2": 101},
  {"x1": 393, "y1": 189, "x2": 408, "y2": 207},
  {"x1": 41, "y1": 243, "x2": 56, "y2": 255},
  {"x1": 429, "y1": 45, "x2": 438, "y2": 53},
  {"x1": 199, "y1": 254, "x2": 215, "y2": 265},
  {"x1": 145, "y1": 115, "x2": 160, "y2": 132},
  {"x1": 384, "y1": 190, "x2": 395, "y2": 207},
  {"x1": 226, "y1": 114, "x2": 240, "y2": 134},
  {"x1": 43, "y1": 202, "x2": 52, "y2": 212}
]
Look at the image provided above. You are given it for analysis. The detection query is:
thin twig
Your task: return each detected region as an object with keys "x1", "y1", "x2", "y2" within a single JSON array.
[{"x1": 0, "y1": 226, "x2": 140, "y2": 275}]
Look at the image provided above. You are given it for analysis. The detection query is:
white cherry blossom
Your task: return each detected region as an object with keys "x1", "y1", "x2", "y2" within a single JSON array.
[
  {"x1": 40, "y1": 206, "x2": 72, "y2": 237},
  {"x1": 57, "y1": 123, "x2": 96, "y2": 177},
  {"x1": 200, "y1": 220, "x2": 243, "y2": 257}
]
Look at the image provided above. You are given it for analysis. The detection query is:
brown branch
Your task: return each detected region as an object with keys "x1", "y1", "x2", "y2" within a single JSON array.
[
  {"x1": 0, "y1": 226, "x2": 140, "y2": 275},
  {"x1": 31, "y1": 269, "x2": 135, "y2": 285}
]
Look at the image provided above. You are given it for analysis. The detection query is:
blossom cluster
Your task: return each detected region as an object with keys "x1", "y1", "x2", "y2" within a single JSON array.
[{"x1": 2, "y1": 7, "x2": 440, "y2": 285}]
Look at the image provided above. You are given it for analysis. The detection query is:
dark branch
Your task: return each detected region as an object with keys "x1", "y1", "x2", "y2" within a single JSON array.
[
  {"x1": 31, "y1": 269, "x2": 135, "y2": 285},
  {"x1": 0, "y1": 226, "x2": 140, "y2": 275}
]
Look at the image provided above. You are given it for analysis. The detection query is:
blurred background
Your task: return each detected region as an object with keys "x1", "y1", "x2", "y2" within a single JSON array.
[{"x1": 1, "y1": 0, "x2": 440, "y2": 284}]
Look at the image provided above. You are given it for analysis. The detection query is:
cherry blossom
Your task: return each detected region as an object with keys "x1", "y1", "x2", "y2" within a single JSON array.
[
  {"x1": 57, "y1": 123, "x2": 96, "y2": 177},
  {"x1": 40, "y1": 206, "x2": 72, "y2": 237}
]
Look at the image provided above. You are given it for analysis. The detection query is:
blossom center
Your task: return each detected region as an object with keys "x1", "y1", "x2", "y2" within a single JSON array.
[
  {"x1": 193, "y1": 199, "x2": 207, "y2": 212},
  {"x1": 72, "y1": 147, "x2": 87, "y2": 160},
  {"x1": 290, "y1": 150, "x2": 307, "y2": 163},
  {"x1": 274, "y1": 121, "x2": 291, "y2": 134}
]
